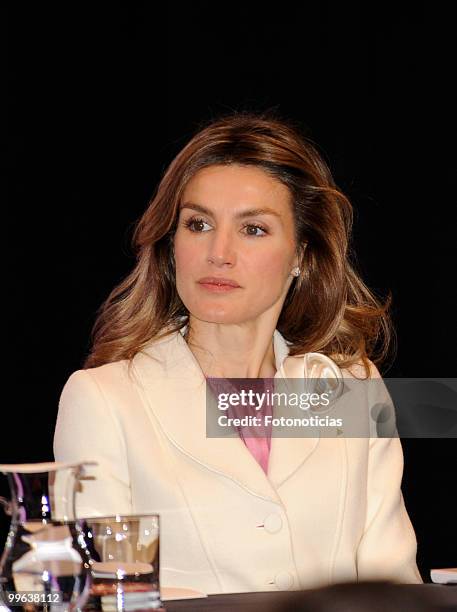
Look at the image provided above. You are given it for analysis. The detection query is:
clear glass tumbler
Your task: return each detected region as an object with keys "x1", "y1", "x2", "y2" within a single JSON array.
[{"x1": 81, "y1": 515, "x2": 164, "y2": 612}]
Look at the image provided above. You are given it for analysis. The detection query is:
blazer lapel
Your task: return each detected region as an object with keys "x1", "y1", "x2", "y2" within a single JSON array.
[
  {"x1": 268, "y1": 354, "x2": 321, "y2": 489},
  {"x1": 132, "y1": 328, "x2": 339, "y2": 501}
]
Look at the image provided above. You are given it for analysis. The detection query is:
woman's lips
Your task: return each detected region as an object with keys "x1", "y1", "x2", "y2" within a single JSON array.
[
  {"x1": 198, "y1": 282, "x2": 241, "y2": 293},
  {"x1": 197, "y1": 278, "x2": 241, "y2": 292}
]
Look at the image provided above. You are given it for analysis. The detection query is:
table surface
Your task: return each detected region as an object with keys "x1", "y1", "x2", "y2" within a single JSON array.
[
  {"x1": 165, "y1": 590, "x2": 292, "y2": 612},
  {"x1": 164, "y1": 584, "x2": 456, "y2": 612}
]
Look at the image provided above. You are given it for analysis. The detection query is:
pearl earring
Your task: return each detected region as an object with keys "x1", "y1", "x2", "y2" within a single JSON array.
[{"x1": 291, "y1": 267, "x2": 301, "y2": 277}]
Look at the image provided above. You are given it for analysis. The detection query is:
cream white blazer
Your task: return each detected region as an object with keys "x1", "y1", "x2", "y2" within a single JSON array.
[{"x1": 53, "y1": 327, "x2": 422, "y2": 594}]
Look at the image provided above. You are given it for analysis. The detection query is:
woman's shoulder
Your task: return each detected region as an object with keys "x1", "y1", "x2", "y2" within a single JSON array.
[
  {"x1": 64, "y1": 332, "x2": 177, "y2": 389},
  {"x1": 59, "y1": 360, "x2": 133, "y2": 409},
  {"x1": 58, "y1": 356, "x2": 155, "y2": 425},
  {"x1": 64, "y1": 359, "x2": 130, "y2": 386}
]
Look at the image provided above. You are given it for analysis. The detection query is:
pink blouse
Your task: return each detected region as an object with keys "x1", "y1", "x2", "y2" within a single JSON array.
[{"x1": 205, "y1": 376, "x2": 275, "y2": 474}]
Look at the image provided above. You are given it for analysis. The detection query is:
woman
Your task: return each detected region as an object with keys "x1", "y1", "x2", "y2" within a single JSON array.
[{"x1": 54, "y1": 111, "x2": 422, "y2": 594}]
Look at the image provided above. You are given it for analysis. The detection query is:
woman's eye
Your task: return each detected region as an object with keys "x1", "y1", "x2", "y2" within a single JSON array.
[
  {"x1": 243, "y1": 224, "x2": 268, "y2": 237},
  {"x1": 184, "y1": 217, "x2": 212, "y2": 232}
]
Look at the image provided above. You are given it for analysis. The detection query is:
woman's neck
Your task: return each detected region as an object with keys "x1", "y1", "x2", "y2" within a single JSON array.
[{"x1": 184, "y1": 320, "x2": 277, "y2": 379}]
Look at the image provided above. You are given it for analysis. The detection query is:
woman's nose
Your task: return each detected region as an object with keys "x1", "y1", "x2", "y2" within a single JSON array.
[{"x1": 206, "y1": 230, "x2": 236, "y2": 267}]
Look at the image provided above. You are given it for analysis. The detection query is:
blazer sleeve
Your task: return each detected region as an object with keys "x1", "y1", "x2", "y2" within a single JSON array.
[
  {"x1": 355, "y1": 362, "x2": 423, "y2": 584},
  {"x1": 53, "y1": 369, "x2": 132, "y2": 518}
]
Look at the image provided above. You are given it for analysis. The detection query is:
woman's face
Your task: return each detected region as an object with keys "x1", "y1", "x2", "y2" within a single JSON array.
[{"x1": 173, "y1": 164, "x2": 299, "y2": 325}]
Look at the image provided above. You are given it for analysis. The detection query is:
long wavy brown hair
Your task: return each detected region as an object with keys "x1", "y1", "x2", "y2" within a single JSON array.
[{"x1": 83, "y1": 110, "x2": 395, "y2": 378}]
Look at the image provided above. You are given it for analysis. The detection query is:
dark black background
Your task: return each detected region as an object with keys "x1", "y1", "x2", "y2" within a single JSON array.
[{"x1": 4, "y1": 2, "x2": 456, "y2": 582}]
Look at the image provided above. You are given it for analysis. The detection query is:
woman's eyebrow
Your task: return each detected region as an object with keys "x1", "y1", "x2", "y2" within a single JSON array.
[{"x1": 179, "y1": 202, "x2": 282, "y2": 219}]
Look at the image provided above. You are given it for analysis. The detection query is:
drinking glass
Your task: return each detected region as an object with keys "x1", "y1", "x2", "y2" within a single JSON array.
[{"x1": 82, "y1": 515, "x2": 164, "y2": 612}]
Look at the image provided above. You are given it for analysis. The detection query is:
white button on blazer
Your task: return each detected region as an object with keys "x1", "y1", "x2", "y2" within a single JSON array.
[{"x1": 53, "y1": 327, "x2": 423, "y2": 594}]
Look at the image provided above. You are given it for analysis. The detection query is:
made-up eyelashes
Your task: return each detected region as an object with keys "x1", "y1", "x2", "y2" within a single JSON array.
[{"x1": 182, "y1": 215, "x2": 269, "y2": 237}]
